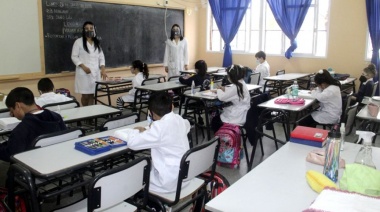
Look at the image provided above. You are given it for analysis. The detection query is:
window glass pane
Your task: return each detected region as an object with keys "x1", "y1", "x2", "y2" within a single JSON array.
[
  {"x1": 212, "y1": 18, "x2": 218, "y2": 30},
  {"x1": 318, "y1": 1, "x2": 329, "y2": 30},
  {"x1": 367, "y1": 38, "x2": 372, "y2": 60},
  {"x1": 251, "y1": 0, "x2": 261, "y2": 30},
  {"x1": 295, "y1": 31, "x2": 313, "y2": 54},
  {"x1": 265, "y1": 31, "x2": 282, "y2": 54},
  {"x1": 265, "y1": 5, "x2": 281, "y2": 30},
  {"x1": 302, "y1": 8, "x2": 314, "y2": 30},
  {"x1": 315, "y1": 31, "x2": 327, "y2": 56},
  {"x1": 211, "y1": 31, "x2": 221, "y2": 51},
  {"x1": 250, "y1": 31, "x2": 260, "y2": 52}
]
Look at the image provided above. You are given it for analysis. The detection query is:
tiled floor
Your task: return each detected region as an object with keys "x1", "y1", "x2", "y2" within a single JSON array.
[{"x1": 1, "y1": 110, "x2": 379, "y2": 211}]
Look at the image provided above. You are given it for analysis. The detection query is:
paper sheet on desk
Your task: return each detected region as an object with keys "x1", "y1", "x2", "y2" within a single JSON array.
[
  {"x1": 200, "y1": 91, "x2": 217, "y2": 97},
  {"x1": 303, "y1": 188, "x2": 380, "y2": 212},
  {"x1": 298, "y1": 90, "x2": 312, "y2": 98},
  {"x1": 0, "y1": 117, "x2": 21, "y2": 130},
  {"x1": 113, "y1": 128, "x2": 139, "y2": 142}
]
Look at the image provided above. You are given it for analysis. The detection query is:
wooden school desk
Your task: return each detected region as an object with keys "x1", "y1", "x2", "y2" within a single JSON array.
[
  {"x1": 180, "y1": 67, "x2": 225, "y2": 75},
  {"x1": 206, "y1": 142, "x2": 380, "y2": 212},
  {"x1": 9, "y1": 121, "x2": 148, "y2": 212}
]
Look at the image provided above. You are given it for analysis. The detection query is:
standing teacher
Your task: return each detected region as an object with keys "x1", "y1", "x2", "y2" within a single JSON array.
[
  {"x1": 163, "y1": 24, "x2": 189, "y2": 78},
  {"x1": 71, "y1": 21, "x2": 107, "y2": 106}
]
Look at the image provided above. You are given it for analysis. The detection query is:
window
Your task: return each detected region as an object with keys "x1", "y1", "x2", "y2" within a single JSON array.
[
  {"x1": 366, "y1": 34, "x2": 380, "y2": 61},
  {"x1": 208, "y1": 0, "x2": 330, "y2": 57}
]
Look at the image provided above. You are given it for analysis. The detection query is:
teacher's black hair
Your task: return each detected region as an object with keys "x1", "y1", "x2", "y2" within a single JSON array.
[
  {"x1": 170, "y1": 24, "x2": 183, "y2": 41},
  {"x1": 82, "y1": 21, "x2": 102, "y2": 53}
]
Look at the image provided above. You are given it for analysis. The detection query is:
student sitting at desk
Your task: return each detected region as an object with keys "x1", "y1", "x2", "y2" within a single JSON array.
[
  {"x1": 253, "y1": 51, "x2": 270, "y2": 88},
  {"x1": 0, "y1": 87, "x2": 66, "y2": 162},
  {"x1": 299, "y1": 69, "x2": 342, "y2": 127},
  {"x1": 116, "y1": 60, "x2": 149, "y2": 110},
  {"x1": 114, "y1": 91, "x2": 190, "y2": 193},
  {"x1": 351, "y1": 63, "x2": 377, "y2": 104},
  {"x1": 211, "y1": 65, "x2": 251, "y2": 132},
  {"x1": 35, "y1": 78, "x2": 72, "y2": 107},
  {"x1": 179, "y1": 60, "x2": 210, "y2": 91}
]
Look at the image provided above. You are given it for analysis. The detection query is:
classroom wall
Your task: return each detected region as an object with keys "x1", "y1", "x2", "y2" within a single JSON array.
[
  {"x1": 196, "y1": 0, "x2": 369, "y2": 83},
  {"x1": 0, "y1": 0, "x2": 198, "y2": 102},
  {"x1": 0, "y1": 0, "x2": 370, "y2": 102}
]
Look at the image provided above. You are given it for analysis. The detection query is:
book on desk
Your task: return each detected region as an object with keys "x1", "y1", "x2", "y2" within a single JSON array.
[
  {"x1": 290, "y1": 126, "x2": 328, "y2": 148},
  {"x1": 74, "y1": 136, "x2": 127, "y2": 155},
  {"x1": 0, "y1": 117, "x2": 21, "y2": 131}
]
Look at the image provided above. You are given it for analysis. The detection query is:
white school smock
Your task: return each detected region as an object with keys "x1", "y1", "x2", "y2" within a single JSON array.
[
  {"x1": 115, "y1": 112, "x2": 190, "y2": 193},
  {"x1": 217, "y1": 80, "x2": 251, "y2": 126},
  {"x1": 71, "y1": 38, "x2": 105, "y2": 94},
  {"x1": 35, "y1": 92, "x2": 72, "y2": 107},
  {"x1": 311, "y1": 85, "x2": 342, "y2": 124},
  {"x1": 163, "y1": 38, "x2": 189, "y2": 78},
  {"x1": 120, "y1": 72, "x2": 145, "y2": 102},
  {"x1": 254, "y1": 60, "x2": 270, "y2": 88}
]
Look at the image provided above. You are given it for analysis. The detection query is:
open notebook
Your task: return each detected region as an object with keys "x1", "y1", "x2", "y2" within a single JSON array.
[{"x1": 0, "y1": 117, "x2": 21, "y2": 130}]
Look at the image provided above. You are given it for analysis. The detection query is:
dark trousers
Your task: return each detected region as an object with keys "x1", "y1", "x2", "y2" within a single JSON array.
[
  {"x1": 298, "y1": 114, "x2": 319, "y2": 128},
  {"x1": 211, "y1": 114, "x2": 223, "y2": 133}
]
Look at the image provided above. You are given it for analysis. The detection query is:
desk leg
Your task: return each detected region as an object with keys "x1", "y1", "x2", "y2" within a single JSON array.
[{"x1": 203, "y1": 100, "x2": 212, "y2": 140}]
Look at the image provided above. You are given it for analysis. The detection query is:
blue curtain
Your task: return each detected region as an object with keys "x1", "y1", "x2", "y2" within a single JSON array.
[
  {"x1": 267, "y1": 0, "x2": 312, "y2": 59},
  {"x1": 366, "y1": 0, "x2": 380, "y2": 88},
  {"x1": 209, "y1": 0, "x2": 251, "y2": 67}
]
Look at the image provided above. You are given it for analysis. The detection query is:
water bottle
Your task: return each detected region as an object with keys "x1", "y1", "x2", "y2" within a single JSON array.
[
  {"x1": 340, "y1": 123, "x2": 345, "y2": 151},
  {"x1": 323, "y1": 129, "x2": 341, "y2": 182},
  {"x1": 354, "y1": 131, "x2": 376, "y2": 169},
  {"x1": 210, "y1": 78, "x2": 214, "y2": 90},
  {"x1": 191, "y1": 80, "x2": 195, "y2": 95},
  {"x1": 328, "y1": 67, "x2": 335, "y2": 77},
  {"x1": 291, "y1": 80, "x2": 299, "y2": 101}
]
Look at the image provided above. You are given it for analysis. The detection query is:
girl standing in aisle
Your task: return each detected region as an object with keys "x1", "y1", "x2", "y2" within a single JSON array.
[
  {"x1": 211, "y1": 65, "x2": 251, "y2": 132},
  {"x1": 71, "y1": 21, "x2": 107, "y2": 106},
  {"x1": 116, "y1": 60, "x2": 149, "y2": 109},
  {"x1": 163, "y1": 24, "x2": 189, "y2": 78}
]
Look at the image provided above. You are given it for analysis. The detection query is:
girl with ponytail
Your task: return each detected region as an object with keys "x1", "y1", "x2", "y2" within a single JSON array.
[
  {"x1": 116, "y1": 60, "x2": 149, "y2": 109},
  {"x1": 211, "y1": 65, "x2": 251, "y2": 132}
]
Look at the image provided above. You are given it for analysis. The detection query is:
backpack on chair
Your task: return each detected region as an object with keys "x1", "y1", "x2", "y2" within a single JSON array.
[{"x1": 215, "y1": 123, "x2": 241, "y2": 168}]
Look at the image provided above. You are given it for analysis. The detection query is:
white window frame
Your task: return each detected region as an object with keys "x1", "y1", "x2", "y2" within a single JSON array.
[{"x1": 206, "y1": 0, "x2": 330, "y2": 58}]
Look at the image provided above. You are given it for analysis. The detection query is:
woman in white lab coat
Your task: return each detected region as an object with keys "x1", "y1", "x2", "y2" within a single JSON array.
[
  {"x1": 299, "y1": 69, "x2": 342, "y2": 127},
  {"x1": 71, "y1": 21, "x2": 107, "y2": 106},
  {"x1": 163, "y1": 24, "x2": 189, "y2": 77}
]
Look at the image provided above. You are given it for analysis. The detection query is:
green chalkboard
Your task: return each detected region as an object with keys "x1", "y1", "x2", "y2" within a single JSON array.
[{"x1": 42, "y1": 0, "x2": 184, "y2": 74}]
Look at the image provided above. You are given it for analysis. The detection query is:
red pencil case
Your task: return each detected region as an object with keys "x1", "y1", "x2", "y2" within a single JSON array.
[{"x1": 274, "y1": 98, "x2": 305, "y2": 105}]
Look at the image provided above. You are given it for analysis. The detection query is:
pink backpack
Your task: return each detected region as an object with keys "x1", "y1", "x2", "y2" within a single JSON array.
[{"x1": 215, "y1": 123, "x2": 241, "y2": 168}]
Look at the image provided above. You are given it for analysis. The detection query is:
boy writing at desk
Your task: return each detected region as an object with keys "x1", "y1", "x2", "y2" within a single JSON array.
[{"x1": 114, "y1": 91, "x2": 190, "y2": 193}]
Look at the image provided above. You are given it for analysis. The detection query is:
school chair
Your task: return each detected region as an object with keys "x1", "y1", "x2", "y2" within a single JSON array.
[
  {"x1": 53, "y1": 156, "x2": 151, "y2": 212},
  {"x1": 135, "y1": 77, "x2": 161, "y2": 120},
  {"x1": 42, "y1": 100, "x2": 80, "y2": 111},
  {"x1": 32, "y1": 127, "x2": 85, "y2": 148},
  {"x1": 371, "y1": 81, "x2": 378, "y2": 97},
  {"x1": 250, "y1": 72, "x2": 261, "y2": 85},
  {"x1": 168, "y1": 75, "x2": 182, "y2": 107},
  {"x1": 276, "y1": 70, "x2": 285, "y2": 75},
  {"x1": 148, "y1": 137, "x2": 220, "y2": 212},
  {"x1": 342, "y1": 102, "x2": 359, "y2": 136},
  {"x1": 99, "y1": 113, "x2": 138, "y2": 132}
]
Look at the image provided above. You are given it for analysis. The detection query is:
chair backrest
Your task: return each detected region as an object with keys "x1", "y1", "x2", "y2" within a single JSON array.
[
  {"x1": 42, "y1": 100, "x2": 80, "y2": 111},
  {"x1": 168, "y1": 76, "x2": 181, "y2": 82},
  {"x1": 88, "y1": 157, "x2": 150, "y2": 211},
  {"x1": 32, "y1": 128, "x2": 84, "y2": 148},
  {"x1": 371, "y1": 81, "x2": 379, "y2": 97},
  {"x1": 142, "y1": 77, "x2": 161, "y2": 85},
  {"x1": 100, "y1": 113, "x2": 138, "y2": 131},
  {"x1": 343, "y1": 102, "x2": 358, "y2": 135},
  {"x1": 276, "y1": 70, "x2": 285, "y2": 75},
  {"x1": 173, "y1": 137, "x2": 220, "y2": 203},
  {"x1": 250, "y1": 72, "x2": 261, "y2": 85}
]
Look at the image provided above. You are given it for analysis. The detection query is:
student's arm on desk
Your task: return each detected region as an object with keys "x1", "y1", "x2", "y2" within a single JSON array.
[{"x1": 114, "y1": 123, "x2": 160, "y2": 150}]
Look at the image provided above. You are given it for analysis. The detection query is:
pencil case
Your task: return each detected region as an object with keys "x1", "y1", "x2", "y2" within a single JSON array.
[{"x1": 274, "y1": 98, "x2": 305, "y2": 105}]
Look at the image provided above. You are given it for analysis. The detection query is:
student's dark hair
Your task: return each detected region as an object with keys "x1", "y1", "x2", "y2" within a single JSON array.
[
  {"x1": 363, "y1": 63, "x2": 377, "y2": 77},
  {"x1": 314, "y1": 69, "x2": 341, "y2": 88},
  {"x1": 82, "y1": 21, "x2": 102, "y2": 53},
  {"x1": 255, "y1": 51, "x2": 266, "y2": 60},
  {"x1": 132, "y1": 60, "x2": 149, "y2": 79},
  {"x1": 195, "y1": 60, "x2": 207, "y2": 77},
  {"x1": 227, "y1": 65, "x2": 245, "y2": 100},
  {"x1": 148, "y1": 91, "x2": 172, "y2": 117},
  {"x1": 170, "y1": 24, "x2": 184, "y2": 41},
  {"x1": 5, "y1": 87, "x2": 35, "y2": 108},
  {"x1": 38, "y1": 78, "x2": 54, "y2": 93}
]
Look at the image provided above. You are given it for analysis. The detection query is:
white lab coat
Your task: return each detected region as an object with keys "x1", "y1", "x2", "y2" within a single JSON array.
[
  {"x1": 114, "y1": 112, "x2": 190, "y2": 193},
  {"x1": 254, "y1": 60, "x2": 270, "y2": 88},
  {"x1": 163, "y1": 38, "x2": 189, "y2": 77},
  {"x1": 120, "y1": 72, "x2": 145, "y2": 102},
  {"x1": 35, "y1": 92, "x2": 72, "y2": 107},
  {"x1": 311, "y1": 85, "x2": 342, "y2": 124},
  {"x1": 217, "y1": 80, "x2": 251, "y2": 125},
  {"x1": 71, "y1": 38, "x2": 105, "y2": 94}
]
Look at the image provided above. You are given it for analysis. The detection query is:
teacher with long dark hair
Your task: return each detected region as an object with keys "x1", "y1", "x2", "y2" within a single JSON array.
[{"x1": 71, "y1": 21, "x2": 107, "y2": 106}]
